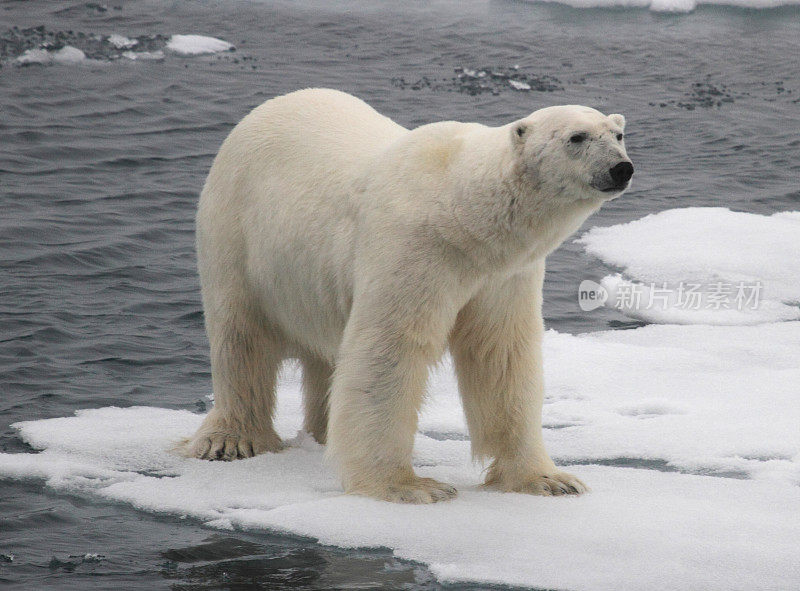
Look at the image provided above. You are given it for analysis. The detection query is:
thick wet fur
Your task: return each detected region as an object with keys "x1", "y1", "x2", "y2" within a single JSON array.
[{"x1": 179, "y1": 89, "x2": 631, "y2": 503}]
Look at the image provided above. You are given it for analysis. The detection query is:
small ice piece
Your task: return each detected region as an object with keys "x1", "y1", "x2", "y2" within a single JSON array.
[
  {"x1": 52, "y1": 47, "x2": 87, "y2": 64},
  {"x1": 649, "y1": 0, "x2": 697, "y2": 10},
  {"x1": 108, "y1": 34, "x2": 138, "y2": 49},
  {"x1": 15, "y1": 48, "x2": 51, "y2": 65},
  {"x1": 509, "y1": 79, "x2": 531, "y2": 91},
  {"x1": 122, "y1": 50, "x2": 165, "y2": 61},
  {"x1": 521, "y1": 0, "x2": 798, "y2": 12},
  {"x1": 166, "y1": 34, "x2": 234, "y2": 55},
  {"x1": 15, "y1": 46, "x2": 86, "y2": 65}
]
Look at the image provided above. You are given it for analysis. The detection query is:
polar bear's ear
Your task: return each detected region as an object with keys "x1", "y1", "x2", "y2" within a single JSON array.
[
  {"x1": 511, "y1": 122, "x2": 529, "y2": 147},
  {"x1": 608, "y1": 114, "x2": 626, "y2": 130}
]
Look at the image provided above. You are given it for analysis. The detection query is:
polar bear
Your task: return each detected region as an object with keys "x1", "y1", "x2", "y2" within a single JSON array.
[{"x1": 182, "y1": 88, "x2": 633, "y2": 503}]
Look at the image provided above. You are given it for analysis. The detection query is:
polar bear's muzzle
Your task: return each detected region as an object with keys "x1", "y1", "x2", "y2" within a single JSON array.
[{"x1": 595, "y1": 160, "x2": 634, "y2": 193}]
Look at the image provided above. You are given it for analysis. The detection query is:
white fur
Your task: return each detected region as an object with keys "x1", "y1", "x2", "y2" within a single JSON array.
[{"x1": 180, "y1": 88, "x2": 632, "y2": 503}]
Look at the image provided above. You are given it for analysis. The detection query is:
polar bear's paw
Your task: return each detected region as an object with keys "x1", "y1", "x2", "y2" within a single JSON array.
[
  {"x1": 515, "y1": 471, "x2": 588, "y2": 496},
  {"x1": 178, "y1": 430, "x2": 283, "y2": 461},
  {"x1": 365, "y1": 477, "x2": 458, "y2": 504}
]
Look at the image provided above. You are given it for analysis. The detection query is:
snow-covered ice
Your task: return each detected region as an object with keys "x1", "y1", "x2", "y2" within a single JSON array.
[
  {"x1": 577, "y1": 208, "x2": 800, "y2": 325},
  {"x1": 6, "y1": 33, "x2": 232, "y2": 66},
  {"x1": 122, "y1": 50, "x2": 165, "y2": 61},
  {"x1": 166, "y1": 34, "x2": 234, "y2": 55},
  {"x1": 529, "y1": 0, "x2": 800, "y2": 13},
  {"x1": 2, "y1": 321, "x2": 799, "y2": 590},
  {"x1": 108, "y1": 34, "x2": 137, "y2": 49},
  {"x1": 15, "y1": 46, "x2": 86, "y2": 66}
]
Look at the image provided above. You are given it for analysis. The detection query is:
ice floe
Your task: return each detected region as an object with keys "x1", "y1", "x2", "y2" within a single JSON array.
[
  {"x1": 577, "y1": 208, "x2": 800, "y2": 325},
  {"x1": 122, "y1": 50, "x2": 164, "y2": 61},
  {"x1": 2, "y1": 320, "x2": 798, "y2": 590},
  {"x1": 530, "y1": 0, "x2": 800, "y2": 13},
  {"x1": 15, "y1": 45, "x2": 86, "y2": 65},
  {"x1": 4, "y1": 28, "x2": 234, "y2": 65},
  {"x1": 107, "y1": 33, "x2": 137, "y2": 49},
  {"x1": 165, "y1": 34, "x2": 234, "y2": 55}
]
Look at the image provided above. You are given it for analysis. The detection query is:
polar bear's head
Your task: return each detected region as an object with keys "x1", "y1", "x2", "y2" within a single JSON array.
[{"x1": 511, "y1": 105, "x2": 633, "y2": 200}]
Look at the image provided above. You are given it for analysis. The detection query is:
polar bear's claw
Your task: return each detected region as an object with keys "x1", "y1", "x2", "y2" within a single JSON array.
[
  {"x1": 181, "y1": 432, "x2": 283, "y2": 461},
  {"x1": 521, "y1": 472, "x2": 587, "y2": 496},
  {"x1": 378, "y1": 477, "x2": 458, "y2": 504}
]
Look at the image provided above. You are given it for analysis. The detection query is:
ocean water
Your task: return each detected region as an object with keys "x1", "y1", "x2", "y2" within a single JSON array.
[{"x1": 1, "y1": 1, "x2": 799, "y2": 589}]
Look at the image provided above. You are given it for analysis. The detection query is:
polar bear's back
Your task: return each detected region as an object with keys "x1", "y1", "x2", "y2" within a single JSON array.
[
  {"x1": 212, "y1": 88, "x2": 406, "y2": 190},
  {"x1": 199, "y1": 89, "x2": 407, "y2": 226}
]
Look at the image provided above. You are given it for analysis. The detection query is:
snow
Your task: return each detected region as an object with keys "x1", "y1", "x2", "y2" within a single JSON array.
[
  {"x1": 576, "y1": 208, "x2": 800, "y2": 325},
  {"x1": 122, "y1": 50, "x2": 165, "y2": 61},
  {"x1": 529, "y1": 0, "x2": 800, "y2": 13},
  {"x1": 2, "y1": 321, "x2": 799, "y2": 590},
  {"x1": 108, "y1": 34, "x2": 137, "y2": 49},
  {"x1": 15, "y1": 46, "x2": 86, "y2": 65},
  {"x1": 166, "y1": 34, "x2": 234, "y2": 55}
]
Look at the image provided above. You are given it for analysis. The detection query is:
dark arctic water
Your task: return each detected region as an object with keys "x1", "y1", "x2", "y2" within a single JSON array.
[{"x1": 1, "y1": 0, "x2": 798, "y2": 589}]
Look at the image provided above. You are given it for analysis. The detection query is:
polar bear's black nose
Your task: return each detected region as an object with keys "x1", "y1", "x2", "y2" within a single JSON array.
[{"x1": 610, "y1": 161, "x2": 634, "y2": 186}]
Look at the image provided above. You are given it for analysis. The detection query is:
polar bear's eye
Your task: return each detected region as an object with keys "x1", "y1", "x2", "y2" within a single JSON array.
[
  {"x1": 569, "y1": 133, "x2": 587, "y2": 144},
  {"x1": 616, "y1": 133, "x2": 624, "y2": 141}
]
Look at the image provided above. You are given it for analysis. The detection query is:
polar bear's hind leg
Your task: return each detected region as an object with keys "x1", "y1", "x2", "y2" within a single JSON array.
[{"x1": 301, "y1": 354, "x2": 333, "y2": 444}]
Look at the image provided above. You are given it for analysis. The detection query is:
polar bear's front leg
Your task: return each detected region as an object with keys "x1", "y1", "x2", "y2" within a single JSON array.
[
  {"x1": 450, "y1": 264, "x2": 587, "y2": 496},
  {"x1": 327, "y1": 287, "x2": 458, "y2": 504},
  {"x1": 179, "y1": 300, "x2": 284, "y2": 460}
]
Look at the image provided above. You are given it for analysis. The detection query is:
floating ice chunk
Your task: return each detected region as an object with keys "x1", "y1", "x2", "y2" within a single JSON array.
[
  {"x1": 0, "y1": 401, "x2": 798, "y2": 590},
  {"x1": 577, "y1": 208, "x2": 800, "y2": 324},
  {"x1": 166, "y1": 34, "x2": 234, "y2": 55},
  {"x1": 1, "y1": 320, "x2": 799, "y2": 590},
  {"x1": 15, "y1": 48, "x2": 50, "y2": 65},
  {"x1": 509, "y1": 79, "x2": 531, "y2": 91},
  {"x1": 16, "y1": 46, "x2": 86, "y2": 65},
  {"x1": 108, "y1": 34, "x2": 137, "y2": 49},
  {"x1": 528, "y1": 0, "x2": 800, "y2": 12},
  {"x1": 122, "y1": 50, "x2": 165, "y2": 61},
  {"x1": 649, "y1": 0, "x2": 697, "y2": 9},
  {"x1": 49, "y1": 46, "x2": 86, "y2": 64}
]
